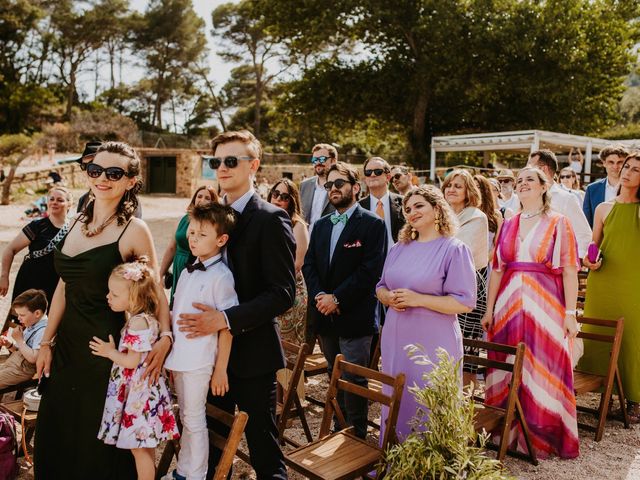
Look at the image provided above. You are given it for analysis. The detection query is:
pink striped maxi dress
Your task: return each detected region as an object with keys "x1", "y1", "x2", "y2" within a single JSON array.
[{"x1": 485, "y1": 212, "x2": 580, "y2": 459}]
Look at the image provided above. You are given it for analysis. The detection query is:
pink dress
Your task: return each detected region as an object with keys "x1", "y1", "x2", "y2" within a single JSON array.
[
  {"x1": 98, "y1": 313, "x2": 179, "y2": 449},
  {"x1": 486, "y1": 212, "x2": 579, "y2": 459}
]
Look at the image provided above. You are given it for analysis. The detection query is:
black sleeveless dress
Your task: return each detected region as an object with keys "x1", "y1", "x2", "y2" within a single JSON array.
[{"x1": 34, "y1": 222, "x2": 136, "y2": 479}]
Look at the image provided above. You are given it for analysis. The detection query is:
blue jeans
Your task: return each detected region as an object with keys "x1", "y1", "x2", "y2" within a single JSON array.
[{"x1": 319, "y1": 334, "x2": 373, "y2": 438}]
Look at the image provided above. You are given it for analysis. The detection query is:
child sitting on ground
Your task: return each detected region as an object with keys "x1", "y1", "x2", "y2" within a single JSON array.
[
  {"x1": 162, "y1": 203, "x2": 238, "y2": 480},
  {"x1": 90, "y1": 257, "x2": 179, "y2": 480},
  {"x1": 0, "y1": 289, "x2": 48, "y2": 390}
]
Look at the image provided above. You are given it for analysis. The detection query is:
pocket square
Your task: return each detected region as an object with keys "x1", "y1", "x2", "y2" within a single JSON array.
[{"x1": 343, "y1": 240, "x2": 362, "y2": 248}]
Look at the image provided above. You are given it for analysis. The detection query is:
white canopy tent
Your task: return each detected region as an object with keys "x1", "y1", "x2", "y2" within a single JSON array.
[{"x1": 428, "y1": 129, "x2": 633, "y2": 182}]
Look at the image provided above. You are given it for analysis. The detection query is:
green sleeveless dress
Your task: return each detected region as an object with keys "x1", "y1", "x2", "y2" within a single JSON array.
[
  {"x1": 34, "y1": 222, "x2": 136, "y2": 479},
  {"x1": 578, "y1": 202, "x2": 640, "y2": 402},
  {"x1": 170, "y1": 214, "x2": 193, "y2": 302}
]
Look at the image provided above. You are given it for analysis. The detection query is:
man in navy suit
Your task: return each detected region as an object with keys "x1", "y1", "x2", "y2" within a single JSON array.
[
  {"x1": 303, "y1": 162, "x2": 386, "y2": 438},
  {"x1": 583, "y1": 144, "x2": 628, "y2": 227}
]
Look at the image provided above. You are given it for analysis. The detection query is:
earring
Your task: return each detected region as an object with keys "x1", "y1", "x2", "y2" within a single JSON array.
[
  {"x1": 434, "y1": 214, "x2": 441, "y2": 233},
  {"x1": 410, "y1": 228, "x2": 418, "y2": 240}
]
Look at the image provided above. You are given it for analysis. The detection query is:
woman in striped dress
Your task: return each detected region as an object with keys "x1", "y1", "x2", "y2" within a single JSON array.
[{"x1": 481, "y1": 166, "x2": 580, "y2": 459}]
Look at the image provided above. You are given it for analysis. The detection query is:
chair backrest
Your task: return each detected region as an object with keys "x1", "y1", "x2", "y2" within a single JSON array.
[
  {"x1": 320, "y1": 354, "x2": 405, "y2": 450},
  {"x1": 576, "y1": 317, "x2": 624, "y2": 380},
  {"x1": 463, "y1": 339, "x2": 525, "y2": 413},
  {"x1": 278, "y1": 341, "x2": 310, "y2": 429},
  {"x1": 206, "y1": 404, "x2": 249, "y2": 480}
]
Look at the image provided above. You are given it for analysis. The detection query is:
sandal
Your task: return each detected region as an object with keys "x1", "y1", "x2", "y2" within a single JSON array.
[{"x1": 627, "y1": 401, "x2": 640, "y2": 424}]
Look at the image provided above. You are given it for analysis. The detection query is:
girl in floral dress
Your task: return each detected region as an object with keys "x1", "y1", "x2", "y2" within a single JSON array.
[{"x1": 90, "y1": 258, "x2": 179, "y2": 480}]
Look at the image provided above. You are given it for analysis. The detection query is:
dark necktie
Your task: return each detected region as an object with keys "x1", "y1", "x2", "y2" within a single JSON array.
[{"x1": 185, "y1": 261, "x2": 206, "y2": 273}]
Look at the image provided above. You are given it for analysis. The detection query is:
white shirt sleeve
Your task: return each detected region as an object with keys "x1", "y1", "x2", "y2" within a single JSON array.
[{"x1": 560, "y1": 194, "x2": 592, "y2": 258}]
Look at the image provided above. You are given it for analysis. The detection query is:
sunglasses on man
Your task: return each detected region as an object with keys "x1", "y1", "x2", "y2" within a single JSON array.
[
  {"x1": 364, "y1": 168, "x2": 387, "y2": 177},
  {"x1": 311, "y1": 155, "x2": 332, "y2": 165},
  {"x1": 497, "y1": 178, "x2": 513, "y2": 184},
  {"x1": 270, "y1": 190, "x2": 292, "y2": 201},
  {"x1": 207, "y1": 156, "x2": 254, "y2": 169},
  {"x1": 85, "y1": 163, "x2": 133, "y2": 181},
  {"x1": 324, "y1": 179, "x2": 354, "y2": 191},
  {"x1": 392, "y1": 173, "x2": 407, "y2": 181}
]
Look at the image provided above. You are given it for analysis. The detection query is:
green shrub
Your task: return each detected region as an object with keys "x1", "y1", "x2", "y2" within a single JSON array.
[{"x1": 385, "y1": 346, "x2": 515, "y2": 480}]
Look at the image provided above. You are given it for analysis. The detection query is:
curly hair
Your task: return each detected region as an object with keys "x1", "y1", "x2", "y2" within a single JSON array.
[
  {"x1": 267, "y1": 178, "x2": 306, "y2": 227},
  {"x1": 111, "y1": 256, "x2": 159, "y2": 316},
  {"x1": 397, "y1": 185, "x2": 459, "y2": 243},
  {"x1": 81, "y1": 141, "x2": 142, "y2": 226},
  {"x1": 473, "y1": 175, "x2": 500, "y2": 234},
  {"x1": 516, "y1": 166, "x2": 552, "y2": 214},
  {"x1": 441, "y1": 169, "x2": 481, "y2": 208}
]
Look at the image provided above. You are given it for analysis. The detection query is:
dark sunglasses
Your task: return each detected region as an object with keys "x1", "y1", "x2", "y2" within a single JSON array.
[
  {"x1": 392, "y1": 173, "x2": 406, "y2": 181},
  {"x1": 364, "y1": 168, "x2": 386, "y2": 177},
  {"x1": 208, "y1": 156, "x2": 253, "y2": 169},
  {"x1": 271, "y1": 190, "x2": 292, "y2": 201},
  {"x1": 311, "y1": 155, "x2": 331, "y2": 165},
  {"x1": 559, "y1": 174, "x2": 574, "y2": 179},
  {"x1": 497, "y1": 178, "x2": 513, "y2": 184},
  {"x1": 324, "y1": 179, "x2": 353, "y2": 191},
  {"x1": 86, "y1": 163, "x2": 132, "y2": 181}
]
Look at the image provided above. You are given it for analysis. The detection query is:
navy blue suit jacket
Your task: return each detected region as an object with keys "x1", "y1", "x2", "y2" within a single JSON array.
[
  {"x1": 302, "y1": 204, "x2": 387, "y2": 339},
  {"x1": 583, "y1": 178, "x2": 607, "y2": 227}
]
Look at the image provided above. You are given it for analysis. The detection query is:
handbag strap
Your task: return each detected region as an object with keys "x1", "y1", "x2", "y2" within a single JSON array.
[{"x1": 23, "y1": 221, "x2": 70, "y2": 261}]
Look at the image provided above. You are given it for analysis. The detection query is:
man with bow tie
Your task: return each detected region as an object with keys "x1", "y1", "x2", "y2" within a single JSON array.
[{"x1": 302, "y1": 162, "x2": 386, "y2": 438}]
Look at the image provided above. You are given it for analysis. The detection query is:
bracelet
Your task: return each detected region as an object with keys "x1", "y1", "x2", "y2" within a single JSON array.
[
  {"x1": 159, "y1": 331, "x2": 174, "y2": 344},
  {"x1": 565, "y1": 309, "x2": 578, "y2": 316},
  {"x1": 40, "y1": 339, "x2": 55, "y2": 348}
]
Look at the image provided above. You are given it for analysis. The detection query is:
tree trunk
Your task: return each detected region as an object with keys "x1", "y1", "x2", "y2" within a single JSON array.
[
  {"x1": 1, "y1": 165, "x2": 17, "y2": 205},
  {"x1": 254, "y1": 81, "x2": 263, "y2": 138},
  {"x1": 410, "y1": 89, "x2": 429, "y2": 168},
  {"x1": 109, "y1": 45, "x2": 116, "y2": 90},
  {"x1": 66, "y1": 67, "x2": 77, "y2": 120}
]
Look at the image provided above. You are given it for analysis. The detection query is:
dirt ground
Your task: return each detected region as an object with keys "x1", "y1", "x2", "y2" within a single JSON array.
[{"x1": 1, "y1": 191, "x2": 640, "y2": 479}]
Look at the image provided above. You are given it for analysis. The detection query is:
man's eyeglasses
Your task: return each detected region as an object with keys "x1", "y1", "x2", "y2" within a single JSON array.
[
  {"x1": 311, "y1": 155, "x2": 331, "y2": 165},
  {"x1": 324, "y1": 179, "x2": 353, "y2": 191},
  {"x1": 559, "y1": 174, "x2": 574, "y2": 180},
  {"x1": 497, "y1": 179, "x2": 513, "y2": 184},
  {"x1": 85, "y1": 163, "x2": 133, "y2": 181},
  {"x1": 207, "y1": 156, "x2": 253, "y2": 169},
  {"x1": 364, "y1": 168, "x2": 387, "y2": 177},
  {"x1": 392, "y1": 173, "x2": 406, "y2": 181},
  {"x1": 270, "y1": 190, "x2": 291, "y2": 201}
]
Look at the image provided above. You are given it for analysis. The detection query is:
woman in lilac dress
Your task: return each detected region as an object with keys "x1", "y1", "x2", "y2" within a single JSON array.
[{"x1": 376, "y1": 186, "x2": 477, "y2": 439}]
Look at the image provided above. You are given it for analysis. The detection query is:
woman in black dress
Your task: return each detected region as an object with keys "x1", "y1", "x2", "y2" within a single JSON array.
[
  {"x1": 0, "y1": 187, "x2": 72, "y2": 323},
  {"x1": 34, "y1": 142, "x2": 172, "y2": 479}
]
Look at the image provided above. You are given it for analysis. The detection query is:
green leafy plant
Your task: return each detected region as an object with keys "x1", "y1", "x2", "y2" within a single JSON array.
[{"x1": 385, "y1": 346, "x2": 515, "y2": 480}]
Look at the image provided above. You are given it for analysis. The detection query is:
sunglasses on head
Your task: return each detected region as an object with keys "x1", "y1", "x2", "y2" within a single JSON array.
[
  {"x1": 86, "y1": 163, "x2": 132, "y2": 181},
  {"x1": 498, "y1": 178, "x2": 513, "y2": 184},
  {"x1": 559, "y1": 174, "x2": 574, "y2": 179},
  {"x1": 311, "y1": 155, "x2": 331, "y2": 165},
  {"x1": 208, "y1": 156, "x2": 254, "y2": 170},
  {"x1": 364, "y1": 168, "x2": 386, "y2": 177},
  {"x1": 324, "y1": 179, "x2": 353, "y2": 191},
  {"x1": 271, "y1": 190, "x2": 291, "y2": 201}
]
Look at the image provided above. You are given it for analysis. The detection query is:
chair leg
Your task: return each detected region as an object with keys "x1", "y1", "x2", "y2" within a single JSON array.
[
  {"x1": 156, "y1": 439, "x2": 178, "y2": 479},
  {"x1": 515, "y1": 400, "x2": 538, "y2": 466},
  {"x1": 616, "y1": 371, "x2": 630, "y2": 428},
  {"x1": 294, "y1": 395, "x2": 313, "y2": 443}
]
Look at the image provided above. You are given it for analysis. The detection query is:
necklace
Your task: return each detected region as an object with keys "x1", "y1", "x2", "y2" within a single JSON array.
[
  {"x1": 81, "y1": 213, "x2": 117, "y2": 237},
  {"x1": 521, "y1": 209, "x2": 542, "y2": 220}
]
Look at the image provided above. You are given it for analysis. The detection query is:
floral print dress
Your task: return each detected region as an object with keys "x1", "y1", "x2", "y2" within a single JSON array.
[{"x1": 98, "y1": 313, "x2": 179, "y2": 449}]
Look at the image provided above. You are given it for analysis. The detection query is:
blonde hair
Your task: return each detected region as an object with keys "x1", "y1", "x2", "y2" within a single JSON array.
[
  {"x1": 441, "y1": 169, "x2": 481, "y2": 208},
  {"x1": 49, "y1": 186, "x2": 73, "y2": 204},
  {"x1": 517, "y1": 166, "x2": 552, "y2": 214},
  {"x1": 398, "y1": 185, "x2": 459, "y2": 243},
  {"x1": 110, "y1": 256, "x2": 159, "y2": 316}
]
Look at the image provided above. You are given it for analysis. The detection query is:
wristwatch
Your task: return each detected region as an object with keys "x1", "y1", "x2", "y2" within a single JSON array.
[
  {"x1": 332, "y1": 295, "x2": 340, "y2": 305},
  {"x1": 565, "y1": 309, "x2": 578, "y2": 316}
]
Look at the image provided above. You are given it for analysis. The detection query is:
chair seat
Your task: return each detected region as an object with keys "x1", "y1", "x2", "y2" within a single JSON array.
[
  {"x1": 305, "y1": 353, "x2": 328, "y2": 376},
  {"x1": 474, "y1": 404, "x2": 504, "y2": 434},
  {"x1": 285, "y1": 430, "x2": 382, "y2": 480},
  {"x1": 573, "y1": 370, "x2": 604, "y2": 394}
]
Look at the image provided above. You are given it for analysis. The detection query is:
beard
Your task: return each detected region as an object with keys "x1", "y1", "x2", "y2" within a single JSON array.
[
  {"x1": 501, "y1": 184, "x2": 513, "y2": 195},
  {"x1": 329, "y1": 187, "x2": 354, "y2": 210},
  {"x1": 315, "y1": 164, "x2": 327, "y2": 178}
]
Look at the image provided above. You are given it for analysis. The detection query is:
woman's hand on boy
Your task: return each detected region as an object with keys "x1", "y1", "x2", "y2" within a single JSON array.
[
  {"x1": 89, "y1": 335, "x2": 117, "y2": 360},
  {"x1": 211, "y1": 369, "x2": 229, "y2": 396},
  {"x1": 177, "y1": 303, "x2": 227, "y2": 338}
]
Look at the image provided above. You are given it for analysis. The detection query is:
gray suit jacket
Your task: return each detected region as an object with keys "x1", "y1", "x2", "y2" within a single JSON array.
[{"x1": 300, "y1": 176, "x2": 335, "y2": 225}]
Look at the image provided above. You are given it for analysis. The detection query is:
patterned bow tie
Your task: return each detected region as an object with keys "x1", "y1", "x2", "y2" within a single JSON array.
[
  {"x1": 186, "y1": 261, "x2": 207, "y2": 273},
  {"x1": 330, "y1": 212, "x2": 348, "y2": 225}
]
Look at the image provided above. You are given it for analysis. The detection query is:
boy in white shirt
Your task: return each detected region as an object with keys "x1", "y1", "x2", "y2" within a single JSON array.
[{"x1": 163, "y1": 203, "x2": 238, "y2": 480}]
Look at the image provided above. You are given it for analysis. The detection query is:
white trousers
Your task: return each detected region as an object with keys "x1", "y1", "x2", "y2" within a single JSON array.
[{"x1": 173, "y1": 365, "x2": 213, "y2": 480}]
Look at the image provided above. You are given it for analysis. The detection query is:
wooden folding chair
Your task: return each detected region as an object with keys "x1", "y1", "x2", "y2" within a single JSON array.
[
  {"x1": 284, "y1": 354, "x2": 405, "y2": 480},
  {"x1": 277, "y1": 340, "x2": 313, "y2": 447},
  {"x1": 464, "y1": 339, "x2": 537, "y2": 465},
  {"x1": 574, "y1": 316, "x2": 629, "y2": 441},
  {"x1": 303, "y1": 336, "x2": 329, "y2": 409},
  {"x1": 155, "y1": 405, "x2": 248, "y2": 480}
]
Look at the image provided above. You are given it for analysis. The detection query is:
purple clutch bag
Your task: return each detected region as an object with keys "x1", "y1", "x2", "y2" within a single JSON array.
[{"x1": 587, "y1": 242, "x2": 601, "y2": 263}]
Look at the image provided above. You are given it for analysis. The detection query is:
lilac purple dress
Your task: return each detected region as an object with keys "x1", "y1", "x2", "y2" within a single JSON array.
[{"x1": 377, "y1": 237, "x2": 476, "y2": 440}]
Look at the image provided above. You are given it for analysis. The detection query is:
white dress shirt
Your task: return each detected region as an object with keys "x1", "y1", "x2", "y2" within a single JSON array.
[
  {"x1": 367, "y1": 192, "x2": 394, "y2": 246},
  {"x1": 604, "y1": 178, "x2": 618, "y2": 202},
  {"x1": 310, "y1": 180, "x2": 328, "y2": 229},
  {"x1": 549, "y1": 183, "x2": 592, "y2": 257},
  {"x1": 165, "y1": 254, "x2": 239, "y2": 372},
  {"x1": 329, "y1": 202, "x2": 358, "y2": 262},
  {"x1": 225, "y1": 187, "x2": 255, "y2": 213},
  {"x1": 499, "y1": 193, "x2": 520, "y2": 213}
]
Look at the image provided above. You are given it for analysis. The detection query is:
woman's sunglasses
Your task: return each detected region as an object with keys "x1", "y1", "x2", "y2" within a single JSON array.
[
  {"x1": 208, "y1": 156, "x2": 254, "y2": 169},
  {"x1": 364, "y1": 168, "x2": 387, "y2": 177},
  {"x1": 271, "y1": 190, "x2": 292, "y2": 201},
  {"x1": 559, "y1": 174, "x2": 574, "y2": 180},
  {"x1": 392, "y1": 173, "x2": 405, "y2": 181},
  {"x1": 324, "y1": 179, "x2": 353, "y2": 190},
  {"x1": 86, "y1": 163, "x2": 133, "y2": 181}
]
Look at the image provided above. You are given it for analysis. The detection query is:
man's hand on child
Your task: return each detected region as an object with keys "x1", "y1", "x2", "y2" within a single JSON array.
[
  {"x1": 211, "y1": 369, "x2": 229, "y2": 396},
  {"x1": 89, "y1": 335, "x2": 117, "y2": 360},
  {"x1": 177, "y1": 303, "x2": 227, "y2": 339}
]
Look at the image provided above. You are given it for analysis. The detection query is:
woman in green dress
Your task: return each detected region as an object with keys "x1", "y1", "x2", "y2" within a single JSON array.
[
  {"x1": 159, "y1": 185, "x2": 218, "y2": 304},
  {"x1": 580, "y1": 152, "x2": 640, "y2": 420},
  {"x1": 34, "y1": 142, "x2": 172, "y2": 479}
]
